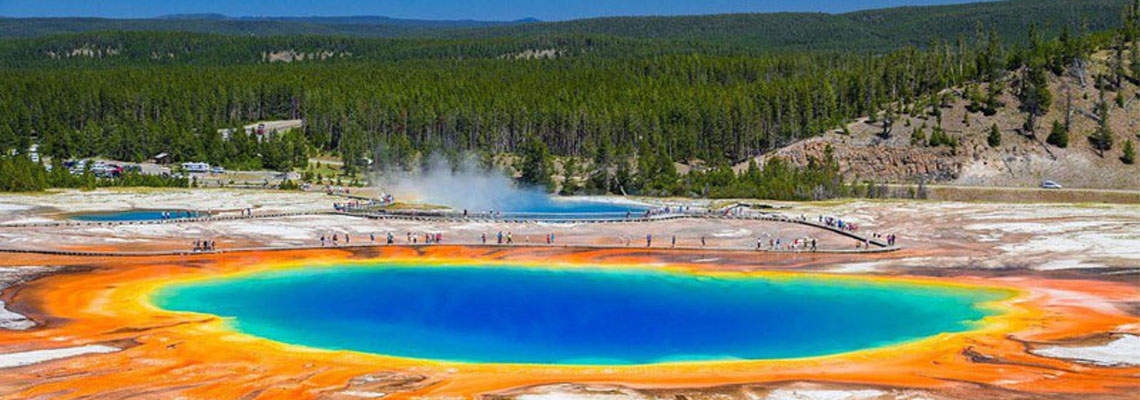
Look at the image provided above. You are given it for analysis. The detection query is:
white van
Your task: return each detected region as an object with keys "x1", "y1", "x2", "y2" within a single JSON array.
[{"x1": 181, "y1": 162, "x2": 210, "y2": 173}]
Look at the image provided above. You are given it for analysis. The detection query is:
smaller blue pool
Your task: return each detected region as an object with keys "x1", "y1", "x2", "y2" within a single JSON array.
[
  {"x1": 450, "y1": 196, "x2": 649, "y2": 221},
  {"x1": 70, "y1": 210, "x2": 204, "y2": 222}
]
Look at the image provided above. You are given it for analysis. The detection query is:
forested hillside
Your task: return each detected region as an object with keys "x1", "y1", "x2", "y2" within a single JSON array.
[
  {"x1": 0, "y1": 0, "x2": 1136, "y2": 197},
  {"x1": 2, "y1": 0, "x2": 1128, "y2": 52},
  {"x1": 450, "y1": 0, "x2": 1127, "y2": 51}
]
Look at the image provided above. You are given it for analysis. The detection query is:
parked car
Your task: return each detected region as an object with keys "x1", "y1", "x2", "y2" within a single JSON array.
[
  {"x1": 1041, "y1": 180, "x2": 1063, "y2": 189},
  {"x1": 210, "y1": 166, "x2": 226, "y2": 174},
  {"x1": 181, "y1": 162, "x2": 210, "y2": 173}
]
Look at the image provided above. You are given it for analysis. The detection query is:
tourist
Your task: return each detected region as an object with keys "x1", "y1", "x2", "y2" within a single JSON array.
[
  {"x1": 757, "y1": 238, "x2": 762, "y2": 250},
  {"x1": 436, "y1": 233, "x2": 442, "y2": 243},
  {"x1": 320, "y1": 235, "x2": 326, "y2": 247},
  {"x1": 481, "y1": 233, "x2": 487, "y2": 244},
  {"x1": 497, "y1": 231, "x2": 503, "y2": 244},
  {"x1": 345, "y1": 234, "x2": 351, "y2": 245},
  {"x1": 646, "y1": 233, "x2": 652, "y2": 247},
  {"x1": 811, "y1": 238, "x2": 817, "y2": 251},
  {"x1": 370, "y1": 233, "x2": 375, "y2": 243},
  {"x1": 671, "y1": 235, "x2": 676, "y2": 248},
  {"x1": 507, "y1": 232, "x2": 513, "y2": 244},
  {"x1": 700, "y1": 236, "x2": 706, "y2": 247}
]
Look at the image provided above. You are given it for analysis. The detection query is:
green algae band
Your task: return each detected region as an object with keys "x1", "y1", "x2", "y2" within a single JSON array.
[{"x1": 154, "y1": 265, "x2": 1004, "y2": 365}]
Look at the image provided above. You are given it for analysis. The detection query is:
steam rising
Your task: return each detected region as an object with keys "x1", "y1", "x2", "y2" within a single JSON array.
[{"x1": 375, "y1": 155, "x2": 553, "y2": 212}]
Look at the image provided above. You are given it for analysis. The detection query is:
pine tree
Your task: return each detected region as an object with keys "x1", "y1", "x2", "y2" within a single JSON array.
[
  {"x1": 1123, "y1": 140, "x2": 1136, "y2": 164},
  {"x1": 1047, "y1": 120, "x2": 1069, "y2": 148},
  {"x1": 988, "y1": 124, "x2": 1002, "y2": 147},
  {"x1": 1089, "y1": 89, "x2": 1115, "y2": 157},
  {"x1": 1017, "y1": 56, "x2": 1052, "y2": 137},
  {"x1": 517, "y1": 135, "x2": 554, "y2": 191},
  {"x1": 911, "y1": 127, "x2": 927, "y2": 146}
]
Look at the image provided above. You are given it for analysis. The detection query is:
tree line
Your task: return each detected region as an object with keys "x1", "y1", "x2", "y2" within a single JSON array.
[{"x1": 0, "y1": 4, "x2": 1126, "y2": 194}]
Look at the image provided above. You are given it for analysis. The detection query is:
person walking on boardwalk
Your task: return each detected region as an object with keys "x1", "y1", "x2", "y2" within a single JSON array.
[
  {"x1": 671, "y1": 235, "x2": 676, "y2": 248},
  {"x1": 507, "y1": 232, "x2": 513, "y2": 244},
  {"x1": 646, "y1": 233, "x2": 652, "y2": 247},
  {"x1": 700, "y1": 236, "x2": 706, "y2": 247},
  {"x1": 370, "y1": 233, "x2": 375, "y2": 243},
  {"x1": 481, "y1": 233, "x2": 487, "y2": 244},
  {"x1": 497, "y1": 231, "x2": 503, "y2": 244},
  {"x1": 387, "y1": 232, "x2": 394, "y2": 244}
]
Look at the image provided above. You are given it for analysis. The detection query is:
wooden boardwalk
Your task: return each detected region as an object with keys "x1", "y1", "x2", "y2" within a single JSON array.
[
  {"x1": 0, "y1": 208, "x2": 896, "y2": 257},
  {"x1": 0, "y1": 242, "x2": 898, "y2": 258}
]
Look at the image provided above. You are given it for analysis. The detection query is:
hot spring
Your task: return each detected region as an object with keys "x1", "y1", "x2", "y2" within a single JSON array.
[
  {"x1": 380, "y1": 159, "x2": 647, "y2": 217},
  {"x1": 154, "y1": 264, "x2": 1006, "y2": 365},
  {"x1": 70, "y1": 210, "x2": 203, "y2": 221}
]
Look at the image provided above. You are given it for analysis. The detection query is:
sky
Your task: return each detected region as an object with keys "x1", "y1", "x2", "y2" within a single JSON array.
[{"x1": 0, "y1": 0, "x2": 992, "y2": 21}]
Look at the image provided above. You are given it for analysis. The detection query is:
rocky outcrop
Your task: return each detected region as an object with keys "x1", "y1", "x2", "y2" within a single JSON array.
[{"x1": 773, "y1": 139, "x2": 964, "y2": 183}]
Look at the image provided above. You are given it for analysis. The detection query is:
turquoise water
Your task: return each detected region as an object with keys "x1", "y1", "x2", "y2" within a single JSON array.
[
  {"x1": 71, "y1": 210, "x2": 202, "y2": 221},
  {"x1": 475, "y1": 197, "x2": 648, "y2": 220},
  {"x1": 154, "y1": 264, "x2": 1004, "y2": 365}
]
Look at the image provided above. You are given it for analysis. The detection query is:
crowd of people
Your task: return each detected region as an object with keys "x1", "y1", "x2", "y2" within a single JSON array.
[
  {"x1": 331, "y1": 192, "x2": 394, "y2": 212},
  {"x1": 757, "y1": 236, "x2": 818, "y2": 251},
  {"x1": 162, "y1": 210, "x2": 198, "y2": 219},
  {"x1": 819, "y1": 215, "x2": 859, "y2": 232},
  {"x1": 192, "y1": 239, "x2": 216, "y2": 252},
  {"x1": 870, "y1": 232, "x2": 897, "y2": 246}
]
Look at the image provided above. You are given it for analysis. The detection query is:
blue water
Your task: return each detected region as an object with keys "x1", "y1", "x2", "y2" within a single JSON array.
[
  {"x1": 70, "y1": 210, "x2": 203, "y2": 221},
  {"x1": 505, "y1": 197, "x2": 644, "y2": 213},
  {"x1": 476, "y1": 197, "x2": 648, "y2": 221},
  {"x1": 155, "y1": 265, "x2": 1003, "y2": 365}
]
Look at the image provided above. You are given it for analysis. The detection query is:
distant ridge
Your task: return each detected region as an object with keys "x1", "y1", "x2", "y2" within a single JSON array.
[
  {"x1": 159, "y1": 14, "x2": 541, "y2": 27},
  {"x1": 0, "y1": 14, "x2": 539, "y2": 38},
  {"x1": 158, "y1": 13, "x2": 229, "y2": 20},
  {"x1": 0, "y1": 0, "x2": 1128, "y2": 51}
]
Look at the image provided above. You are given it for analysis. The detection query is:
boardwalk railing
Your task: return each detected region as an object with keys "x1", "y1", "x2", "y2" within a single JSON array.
[
  {"x1": 0, "y1": 242, "x2": 898, "y2": 258},
  {"x1": 0, "y1": 207, "x2": 896, "y2": 254}
]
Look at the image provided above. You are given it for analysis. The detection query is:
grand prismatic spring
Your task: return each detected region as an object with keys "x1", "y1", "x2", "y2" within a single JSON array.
[
  {"x1": 154, "y1": 263, "x2": 1005, "y2": 364},
  {"x1": 0, "y1": 189, "x2": 1137, "y2": 399}
]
